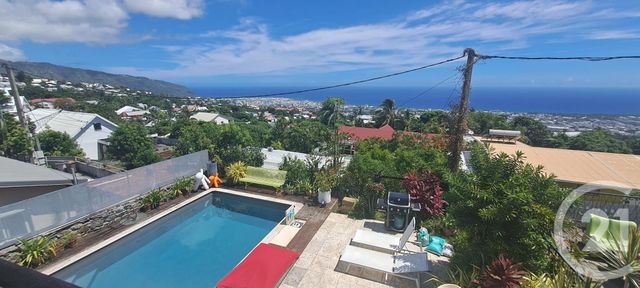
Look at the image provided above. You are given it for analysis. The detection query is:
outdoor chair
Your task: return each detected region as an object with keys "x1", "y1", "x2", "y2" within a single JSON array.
[{"x1": 350, "y1": 217, "x2": 415, "y2": 254}]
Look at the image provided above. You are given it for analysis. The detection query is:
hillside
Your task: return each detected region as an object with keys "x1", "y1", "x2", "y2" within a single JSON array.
[{"x1": 0, "y1": 59, "x2": 192, "y2": 97}]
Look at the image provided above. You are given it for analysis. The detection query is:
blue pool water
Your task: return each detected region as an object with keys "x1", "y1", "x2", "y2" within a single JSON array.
[{"x1": 53, "y1": 193, "x2": 289, "y2": 288}]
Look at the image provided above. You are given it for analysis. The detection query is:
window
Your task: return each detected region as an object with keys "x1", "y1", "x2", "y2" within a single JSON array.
[{"x1": 93, "y1": 123, "x2": 102, "y2": 131}]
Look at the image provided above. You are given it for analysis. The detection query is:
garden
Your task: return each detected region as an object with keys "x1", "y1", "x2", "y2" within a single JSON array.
[{"x1": 315, "y1": 129, "x2": 640, "y2": 287}]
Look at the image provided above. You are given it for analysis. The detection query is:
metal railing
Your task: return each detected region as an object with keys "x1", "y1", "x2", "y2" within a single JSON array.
[
  {"x1": 0, "y1": 151, "x2": 208, "y2": 248},
  {"x1": 567, "y1": 191, "x2": 640, "y2": 225}
]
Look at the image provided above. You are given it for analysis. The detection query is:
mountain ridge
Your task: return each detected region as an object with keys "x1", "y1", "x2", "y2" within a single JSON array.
[{"x1": 0, "y1": 59, "x2": 192, "y2": 97}]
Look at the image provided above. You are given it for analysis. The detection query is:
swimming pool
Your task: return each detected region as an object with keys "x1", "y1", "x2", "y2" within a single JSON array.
[{"x1": 52, "y1": 192, "x2": 291, "y2": 288}]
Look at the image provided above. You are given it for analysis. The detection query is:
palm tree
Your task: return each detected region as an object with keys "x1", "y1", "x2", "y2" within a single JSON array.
[
  {"x1": 318, "y1": 97, "x2": 345, "y2": 168},
  {"x1": 375, "y1": 98, "x2": 396, "y2": 127},
  {"x1": 395, "y1": 109, "x2": 413, "y2": 131},
  {"x1": 319, "y1": 97, "x2": 345, "y2": 127}
]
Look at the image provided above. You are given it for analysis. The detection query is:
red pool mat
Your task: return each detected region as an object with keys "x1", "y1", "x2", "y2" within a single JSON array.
[{"x1": 216, "y1": 243, "x2": 300, "y2": 288}]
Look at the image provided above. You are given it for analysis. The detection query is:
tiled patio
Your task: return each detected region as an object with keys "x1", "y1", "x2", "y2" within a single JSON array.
[{"x1": 280, "y1": 213, "x2": 450, "y2": 288}]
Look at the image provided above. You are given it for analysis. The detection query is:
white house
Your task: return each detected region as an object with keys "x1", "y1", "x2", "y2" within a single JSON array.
[
  {"x1": 1, "y1": 90, "x2": 30, "y2": 115},
  {"x1": 27, "y1": 109, "x2": 118, "y2": 160},
  {"x1": 190, "y1": 112, "x2": 230, "y2": 124},
  {"x1": 115, "y1": 105, "x2": 140, "y2": 115}
]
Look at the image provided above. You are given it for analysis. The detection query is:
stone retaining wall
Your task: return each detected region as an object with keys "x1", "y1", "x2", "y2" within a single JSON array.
[{"x1": 0, "y1": 197, "x2": 140, "y2": 264}]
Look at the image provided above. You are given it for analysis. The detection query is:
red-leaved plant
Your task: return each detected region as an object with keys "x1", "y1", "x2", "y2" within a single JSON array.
[
  {"x1": 401, "y1": 170, "x2": 447, "y2": 218},
  {"x1": 472, "y1": 254, "x2": 527, "y2": 288}
]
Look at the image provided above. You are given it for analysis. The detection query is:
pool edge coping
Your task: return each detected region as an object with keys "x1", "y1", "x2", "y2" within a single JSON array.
[{"x1": 40, "y1": 188, "x2": 303, "y2": 276}]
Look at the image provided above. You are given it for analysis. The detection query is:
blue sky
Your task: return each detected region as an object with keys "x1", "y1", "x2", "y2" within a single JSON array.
[{"x1": 1, "y1": 0, "x2": 639, "y2": 89}]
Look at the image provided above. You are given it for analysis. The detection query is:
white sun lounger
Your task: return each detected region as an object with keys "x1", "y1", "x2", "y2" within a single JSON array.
[
  {"x1": 351, "y1": 217, "x2": 415, "y2": 253},
  {"x1": 335, "y1": 245, "x2": 429, "y2": 287}
]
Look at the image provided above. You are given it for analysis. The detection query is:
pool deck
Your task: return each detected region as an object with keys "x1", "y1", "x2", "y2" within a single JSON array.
[{"x1": 280, "y1": 213, "x2": 450, "y2": 288}]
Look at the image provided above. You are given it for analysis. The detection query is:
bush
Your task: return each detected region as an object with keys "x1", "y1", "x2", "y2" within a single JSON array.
[
  {"x1": 445, "y1": 144, "x2": 565, "y2": 273},
  {"x1": 420, "y1": 214, "x2": 456, "y2": 237},
  {"x1": 402, "y1": 170, "x2": 447, "y2": 218},
  {"x1": 280, "y1": 156, "x2": 310, "y2": 190}
]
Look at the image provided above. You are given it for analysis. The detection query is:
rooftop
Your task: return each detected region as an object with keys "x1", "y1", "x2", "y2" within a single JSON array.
[
  {"x1": 0, "y1": 156, "x2": 75, "y2": 188},
  {"x1": 338, "y1": 125, "x2": 395, "y2": 141},
  {"x1": 27, "y1": 108, "x2": 118, "y2": 137},
  {"x1": 487, "y1": 140, "x2": 640, "y2": 189}
]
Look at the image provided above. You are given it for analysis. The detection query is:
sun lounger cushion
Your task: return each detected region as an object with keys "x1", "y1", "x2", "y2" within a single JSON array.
[{"x1": 216, "y1": 243, "x2": 299, "y2": 288}]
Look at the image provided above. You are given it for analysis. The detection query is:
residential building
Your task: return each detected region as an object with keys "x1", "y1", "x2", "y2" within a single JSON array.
[
  {"x1": 1, "y1": 93, "x2": 29, "y2": 115},
  {"x1": 120, "y1": 110, "x2": 150, "y2": 121},
  {"x1": 260, "y1": 148, "x2": 330, "y2": 170},
  {"x1": 486, "y1": 140, "x2": 640, "y2": 191},
  {"x1": 0, "y1": 156, "x2": 76, "y2": 206},
  {"x1": 115, "y1": 105, "x2": 140, "y2": 115},
  {"x1": 338, "y1": 124, "x2": 395, "y2": 142},
  {"x1": 27, "y1": 109, "x2": 119, "y2": 160},
  {"x1": 29, "y1": 98, "x2": 76, "y2": 109},
  {"x1": 190, "y1": 112, "x2": 230, "y2": 124},
  {"x1": 338, "y1": 124, "x2": 440, "y2": 154}
]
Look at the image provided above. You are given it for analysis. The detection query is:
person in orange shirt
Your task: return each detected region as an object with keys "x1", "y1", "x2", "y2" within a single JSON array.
[{"x1": 208, "y1": 173, "x2": 223, "y2": 188}]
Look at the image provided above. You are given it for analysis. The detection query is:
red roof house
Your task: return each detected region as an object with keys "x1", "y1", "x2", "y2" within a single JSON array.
[{"x1": 338, "y1": 124, "x2": 395, "y2": 142}]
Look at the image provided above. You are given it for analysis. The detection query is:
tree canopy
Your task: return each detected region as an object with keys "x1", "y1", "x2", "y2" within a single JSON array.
[
  {"x1": 107, "y1": 123, "x2": 160, "y2": 169},
  {"x1": 444, "y1": 144, "x2": 565, "y2": 273},
  {"x1": 37, "y1": 130, "x2": 85, "y2": 157},
  {"x1": 374, "y1": 98, "x2": 396, "y2": 128}
]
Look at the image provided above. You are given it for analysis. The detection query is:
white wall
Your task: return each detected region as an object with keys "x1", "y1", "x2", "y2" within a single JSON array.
[{"x1": 75, "y1": 118, "x2": 117, "y2": 160}]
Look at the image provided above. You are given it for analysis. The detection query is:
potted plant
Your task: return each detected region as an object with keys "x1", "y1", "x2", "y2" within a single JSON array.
[
  {"x1": 61, "y1": 232, "x2": 79, "y2": 248},
  {"x1": 315, "y1": 169, "x2": 336, "y2": 204}
]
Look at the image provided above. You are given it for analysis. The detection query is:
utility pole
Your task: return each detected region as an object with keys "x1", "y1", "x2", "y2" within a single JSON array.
[
  {"x1": 3, "y1": 64, "x2": 28, "y2": 129},
  {"x1": 448, "y1": 48, "x2": 477, "y2": 171},
  {"x1": 2, "y1": 64, "x2": 44, "y2": 164}
]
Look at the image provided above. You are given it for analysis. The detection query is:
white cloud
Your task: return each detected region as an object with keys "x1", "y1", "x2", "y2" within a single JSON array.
[
  {"x1": 0, "y1": 0, "x2": 205, "y2": 44},
  {"x1": 0, "y1": 44, "x2": 25, "y2": 61},
  {"x1": 123, "y1": 0, "x2": 204, "y2": 20},
  {"x1": 589, "y1": 30, "x2": 640, "y2": 40},
  {"x1": 114, "y1": 0, "x2": 640, "y2": 79}
]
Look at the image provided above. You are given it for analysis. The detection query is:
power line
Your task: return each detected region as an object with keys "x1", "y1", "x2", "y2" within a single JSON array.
[
  {"x1": 397, "y1": 72, "x2": 460, "y2": 108},
  {"x1": 215, "y1": 54, "x2": 466, "y2": 99},
  {"x1": 477, "y1": 54, "x2": 640, "y2": 61}
]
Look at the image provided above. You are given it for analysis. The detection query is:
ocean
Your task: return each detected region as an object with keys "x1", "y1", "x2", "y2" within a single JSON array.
[{"x1": 190, "y1": 86, "x2": 640, "y2": 115}]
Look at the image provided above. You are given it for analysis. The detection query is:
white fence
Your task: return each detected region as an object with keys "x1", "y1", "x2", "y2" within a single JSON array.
[{"x1": 0, "y1": 151, "x2": 208, "y2": 248}]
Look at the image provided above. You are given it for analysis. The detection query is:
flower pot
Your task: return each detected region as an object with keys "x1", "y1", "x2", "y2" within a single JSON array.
[{"x1": 317, "y1": 189, "x2": 331, "y2": 204}]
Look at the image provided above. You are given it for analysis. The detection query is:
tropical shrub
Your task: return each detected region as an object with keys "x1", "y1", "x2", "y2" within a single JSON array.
[
  {"x1": 315, "y1": 169, "x2": 337, "y2": 192},
  {"x1": 226, "y1": 161, "x2": 247, "y2": 184},
  {"x1": 523, "y1": 261, "x2": 603, "y2": 288},
  {"x1": 139, "y1": 189, "x2": 163, "y2": 211},
  {"x1": 421, "y1": 214, "x2": 456, "y2": 237},
  {"x1": 60, "y1": 232, "x2": 79, "y2": 248},
  {"x1": 280, "y1": 156, "x2": 311, "y2": 192},
  {"x1": 446, "y1": 265, "x2": 481, "y2": 288},
  {"x1": 402, "y1": 170, "x2": 447, "y2": 218},
  {"x1": 172, "y1": 176, "x2": 192, "y2": 197},
  {"x1": 445, "y1": 143, "x2": 565, "y2": 273},
  {"x1": 18, "y1": 236, "x2": 56, "y2": 267},
  {"x1": 472, "y1": 254, "x2": 527, "y2": 288}
]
